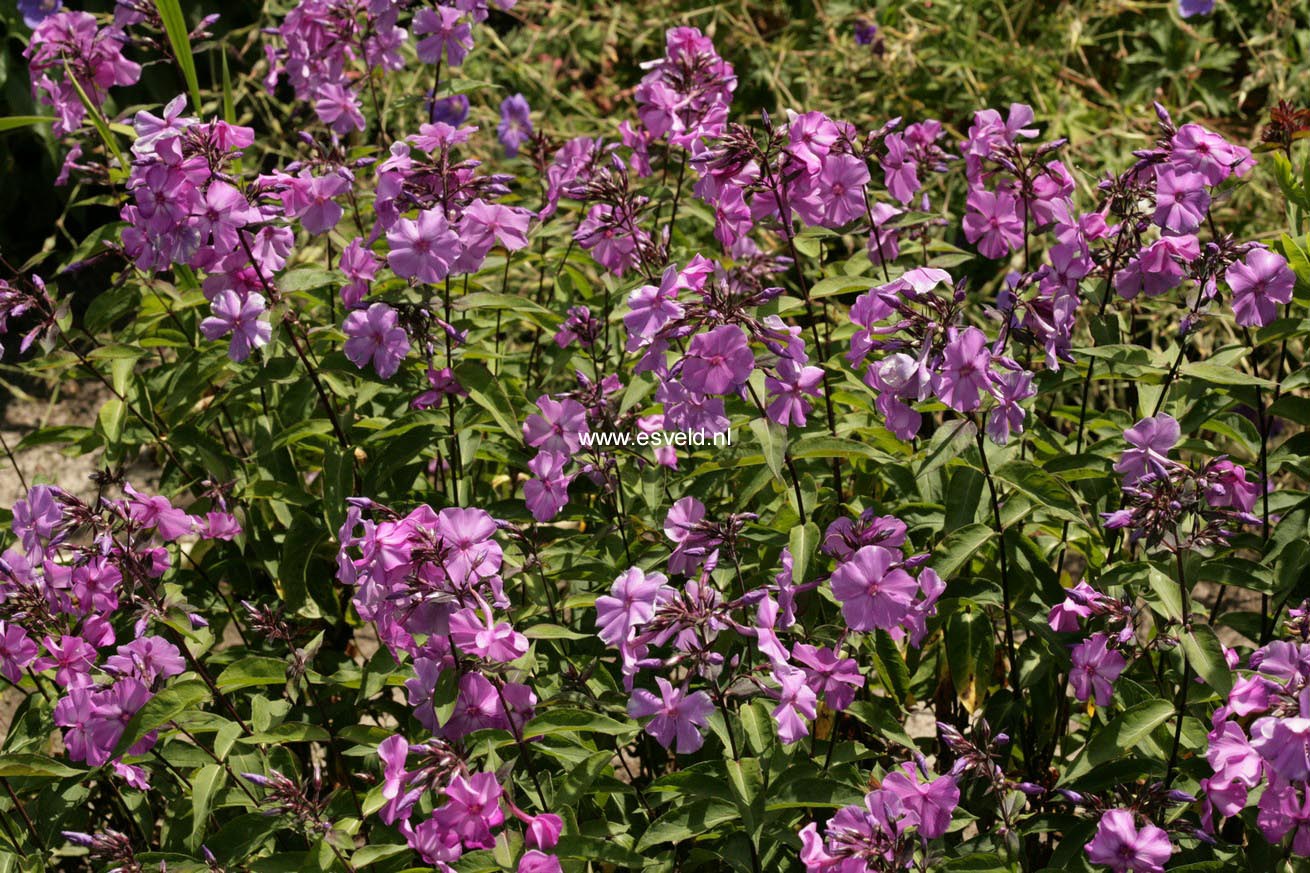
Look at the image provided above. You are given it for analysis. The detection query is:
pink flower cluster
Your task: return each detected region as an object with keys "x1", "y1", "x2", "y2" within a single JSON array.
[
  {"x1": 334, "y1": 501, "x2": 535, "y2": 738},
  {"x1": 24, "y1": 11, "x2": 141, "y2": 137},
  {"x1": 1, "y1": 483, "x2": 239, "y2": 788},
  {"x1": 848, "y1": 267, "x2": 1036, "y2": 442},
  {"x1": 594, "y1": 504, "x2": 938, "y2": 752},
  {"x1": 376, "y1": 736, "x2": 563, "y2": 872},
  {"x1": 799, "y1": 758, "x2": 959, "y2": 871},
  {"x1": 1201, "y1": 639, "x2": 1310, "y2": 855}
]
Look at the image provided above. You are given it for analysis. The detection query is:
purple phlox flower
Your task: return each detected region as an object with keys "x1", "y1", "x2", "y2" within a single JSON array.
[
  {"x1": 295, "y1": 172, "x2": 351, "y2": 236},
  {"x1": 19, "y1": 0, "x2": 62, "y2": 28},
  {"x1": 664, "y1": 496, "x2": 728, "y2": 576},
  {"x1": 765, "y1": 358, "x2": 825, "y2": 427},
  {"x1": 1171, "y1": 123, "x2": 1253, "y2": 185},
  {"x1": 787, "y1": 111, "x2": 840, "y2": 174},
  {"x1": 387, "y1": 208, "x2": 461, "y2": 285},
  {"x1": 1115, "y1": 235, "x2": 1199, "y2": 300},
  {"x1": 985, "y1": 366, "x2": 1035, "y2": 444},
  {"x1": 1256, "y1": 775, "x2": 1310, "y2": 852},
  {"x1": 399, "y1": 814, "x2": 464, "y2": 866},
  {"x1": 792, "y1": 643, "x2": 865, "y2": 711},
  {"x1": 1069, "y1": 633, "x2": 1128, "y2": 707},
  {"x1": 680, "y1": 324, "x2": 754, "y2": 395},
  {"x1": 123, "y1": 483, "x2": 197, "y2": 541},
  {"x1": 880, "y1": 762, "x2": 960, "y2": 839},
  {"x1": 1251, "y1": 687, "x2": 1310, "y2": 783},
  {"x1": 449, "y1": 602, "x2": 527, "y2": 663},
  {"x1": 830, "y1": 545, "x2": 918, "y2": 633},
  {"x1": 554, "y1": 305, "x2": 600, "y2": 349},
  {"x1": 1114, "y1": 413, "x2": 1181, "y2": 485},
  {"x1": 627, "y1": 677, "x2": 713, "y2": 754},
  {"x1": 822, "y1": 512, "x2": 909, "y2": 560},
  {"x1": 432, "y1": 771, "x2": 504, "y2": 850},
  {"x1": 498, "y1": 94, "x2": 532, "y2": 157},
  {"x1": 595, "y1": 567, "x2": 673, "y2": 646},
  {"x1": 430, "y1": 94, "x2": 471, "y2": 126},
  {"x1": 0, "y1": 621, "x2": 38, "y2": 684},
  {"x1": 1152, "y1": 167, "x2": 1210, "y2": 235},
  {"x1": 881, "y1": 132, "x2": 921, "y2": 204},
  {"x1": 800, "y1": 153, "x2": 871, "y2": 228},
  {"x1": 898, "y1": 567, "x2": 946, "y2": 648},
  {"x1": 752, "y1": 595, "x2": 791, "y2": 668},
  {"x1": 1227, "y1": 247, "x2": 1295, "y2": 329},
  {"x1": 314, "y1": 83, "x2": 365, "y2": 135},
  {"x1": 933, "y1": 326, "x2": 992, "y2": 413},
  {"x1": 415, "y1": 6, "x2": 473, "y2": 67},
  {"x1": 343, "y1": 302, "x2": 410, "y2": 380},
  {"x1": 574, "y1": 204, "x2": 647, "y2": 277},
  {"x1": 770, "y1": 664, "x2": 818, "y2": 745},
  {"x1": 962, "y1": 189, "x2": 1024, "y2": 259},
  {"x1": 377, "y1": 735, "x2": 420, "y2": 825},
  {"x1": 1048, "y1": 581, "x2": 1108, "y2": 633},
  {"x1": 518, "y1": 850, "x2": 563, "y2": 873},
  {"x1": 460, "y1": 199, "x2": 532, "y2": 256},
  {"x1": 104, "y1": 637, "x2": 186, "y2": 685},
  {"x1": 1084, "y1": 808, "x2": 1173, "y2": 873},
  {"x1": 340, "y1": 237, "x2": 380, "y2": 308},
  {"x1": 34, "y1": 635, "x2": 96, "y2": 689},
  {"x1": 522, "y1": 395, "x2": 589, "y2": 457},
  {"x1": 202, "y1": 510, "x2": 242, "y2": 541},
  {"x1": 1178, "y1": 0, "x2": 1216, "y2": 17},
  {"x1": 854, "y1": 18, "x2": 880, "y2": 48},
  {"x1": 623, "y1": 259, "x2": 707, "y2": 349},
  {"x1": 200, "y1": 290, "x2": 272, "y2": 363},
  {"x1": 524, "y1": 451, "x2": 574, "y2": 522},
  {"x1": 1205, "y1": 459, "x2": 1259, "y2": 513},
  {"x1": 518, "y1": 811, "x2": 563, "y2": 850},
  {"x1": 13, "y1": 484, "x2": 65, "y2": 553},
  {"x1": 413, "y1": 367, "x2": 466, "y2": 411}
]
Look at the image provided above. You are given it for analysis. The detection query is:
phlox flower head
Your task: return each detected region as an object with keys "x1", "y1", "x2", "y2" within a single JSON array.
[
  {"x1": 627, "y1": 677, "x2": 714, "y2": 754},
  {"x1": 1084, "y1": 808, "x2": 1173, "y2": 873}
]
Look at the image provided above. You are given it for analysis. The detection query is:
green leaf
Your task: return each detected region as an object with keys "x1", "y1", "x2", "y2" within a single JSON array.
[
  {"x1": 788, "y1": 521, "x2": 821, "y2": 586},
  {"x1": 726, "y1": 758, "x2": 765, "y2": 842},
  {"x1": 238, "y1": 723, "x2": 332, "y2": 745},
  {"x1": 916, "y1": 419, "x2": 977, "y2": 479},
  {"x1": 114, "y1": 679, "x2": 212, "y2": 758},
  {"x1": 350, "y1": 845, "x2": 411, "y2": 868},
  {"x1": 634, "y1": 798, "x2": 739, "y2": 851},
  {"x1": 1180, "y1": 624, "x2": 1233, "y2": 697},
  {"x1": 522, "y1": 623, "x2": 588, "y2": 641},
  {"x1": 748, "y1": 418, "x2": 785, "y2": 479},
  {"x1": 432, "y1": 666, "x2": 459, "y2": 729},
  {"x1": 216, "y1": 656, "x2": 288, "y2": 692},
  {"x1": 457, "y1": 361, "x2": 522, "y2": 443},
  {"x1": 0, "y1": 753, "x2": 83, "y2": 779},
  {"x1": 524, "y1": 708, "x2": 638, "y2": 737},
  {"x1": 873, "y1": 630, "x2": 911, "y2": 705},
  {"x1": 945, "y1": 605, "x2": 993, "y2": 708},
  {"x1": 456, "y1": 291, "x2": 560, "y2": 329},
  {"x1": 555, "y1": 835, "x2": 648, "y2": 868},
  {"x1": 1142, "y1": 563, "x2": 1184, "y2": 623},
  {"x1": 0, "y1": 116, "x2": 53, "y2": 133},
  {"x1": 932, "y1": 523, "x2": 994, "y2": 580},
  {"x1": 153, "y1": 0, "x2": 203, "y2": 113},
  {"x1": 1061, "y1": 699, "x2": 1175, "y2": 784},
  {"x1": 97, "y1": 397, "x2": 126, "y2": 446},
  {"x1": 808, "y1": 276, "x2": 873, "y2": 299},
  {"x1": 188, "y1": 764, "x2": 226, "y2": 851},
  {"x1": 1178, "y1": 361, "x2": 1276, "y2": 389},
  {"x1": 993, "y1": 460, "x2": 1084, "y2": 524}
]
